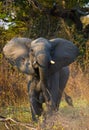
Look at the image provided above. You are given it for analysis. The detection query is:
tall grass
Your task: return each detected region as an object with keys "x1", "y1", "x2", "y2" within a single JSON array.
[
  {"x1": 0, "y1": 57, "x2": 28, "y2": 107},
  {"x1": 0, "y1": 56, "x2": 89, "y2": 107}
]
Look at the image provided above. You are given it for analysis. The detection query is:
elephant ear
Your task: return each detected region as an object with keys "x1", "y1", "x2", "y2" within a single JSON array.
[
  {"x1": 3, "y1": 37, "x2": 32, "y2": 65},
  {"x1": 49, "y1": 38, "x2": 79, "y2": 74}
]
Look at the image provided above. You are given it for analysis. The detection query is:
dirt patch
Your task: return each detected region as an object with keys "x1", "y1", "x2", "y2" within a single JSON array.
[{"x1": 39, "y1": 106, "x2": 89, "y2": 130}]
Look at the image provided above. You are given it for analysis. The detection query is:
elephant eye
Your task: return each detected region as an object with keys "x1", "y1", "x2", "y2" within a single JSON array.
[
  {"x1": 21, "y1": 57, "x2": 25, "y2": 62},
  {"x1": 28, "y1": 62, "x2": 30, "y2": 65},
  {"x1": 30, "y1": 48, "x2": 33, "y2": 52}
]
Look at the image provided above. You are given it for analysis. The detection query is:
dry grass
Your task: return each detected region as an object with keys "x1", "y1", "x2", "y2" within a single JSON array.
[
  {"x1": 0, "y1": 55, "x2": 89, "y2": 130},
  {"x1": 65, "y1": 63, "x2": 89, "y2": 102},
  {"x1": 0, "y1": 57, "x2": 28, "y2": 106}
]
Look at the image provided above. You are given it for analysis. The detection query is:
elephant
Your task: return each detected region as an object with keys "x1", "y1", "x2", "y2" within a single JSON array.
[{"x1": 3, "y1": 37, "x2": 79, "y2": 120}]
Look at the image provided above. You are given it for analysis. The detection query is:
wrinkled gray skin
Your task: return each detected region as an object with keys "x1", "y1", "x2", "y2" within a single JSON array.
[{"x1": 3, "y1": 37, "x2": 79, "y2": 121}]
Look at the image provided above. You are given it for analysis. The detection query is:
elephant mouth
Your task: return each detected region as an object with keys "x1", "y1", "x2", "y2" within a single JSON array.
[
  {"x1": 35, "y1": 61, "x2": 46, "y2": 68},
  {"x1": 26, "y1": 67, "x2": 40, "y2": 82},
  {"x1": 34, "y1": 68, "x2": 40, "y2": 79}
]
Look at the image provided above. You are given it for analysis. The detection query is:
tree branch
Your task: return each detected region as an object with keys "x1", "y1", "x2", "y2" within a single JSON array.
[{"x1": 28, "y1": 0, "x2": 42, "y2": 11}]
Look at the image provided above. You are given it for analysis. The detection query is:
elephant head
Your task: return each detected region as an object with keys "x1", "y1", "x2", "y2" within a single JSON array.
[{"x1": 30, "y1": 37, "x2": 55, "y2": 68}]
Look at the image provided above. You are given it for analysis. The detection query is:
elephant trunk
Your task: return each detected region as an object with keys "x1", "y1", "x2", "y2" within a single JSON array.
[
  {"x1": 35, "y1": 51, "x2": 55, "y2": 68},
  {"x1": 35, "y1": 52, "x2": 51, "y2": 103}
]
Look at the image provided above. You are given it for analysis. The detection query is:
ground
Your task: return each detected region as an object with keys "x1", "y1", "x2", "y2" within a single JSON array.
[{"x1": 0, "y1": 99, "x2": 89, "y2": 130}]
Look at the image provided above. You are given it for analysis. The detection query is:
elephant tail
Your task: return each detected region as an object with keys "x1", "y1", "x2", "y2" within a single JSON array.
[{"x1": 64, "y1": 92, "x2": 74, "y2": 107}]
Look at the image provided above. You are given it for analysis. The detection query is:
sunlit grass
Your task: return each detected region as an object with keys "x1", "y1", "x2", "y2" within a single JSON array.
[
  {"x1": 0, "y1": 106, "x2": 32, "y2": 123},
  {"x1": 60, "y1": 98, "x2": 88, "y2": 108},
  {"x1": 0, "y1": 99, "x2": 88, "y2": 121}
]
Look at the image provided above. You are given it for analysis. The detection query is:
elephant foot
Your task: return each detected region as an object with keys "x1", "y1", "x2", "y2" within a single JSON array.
[{"x1": 46, "y1": 100, "x2": 59, "y2": 114}]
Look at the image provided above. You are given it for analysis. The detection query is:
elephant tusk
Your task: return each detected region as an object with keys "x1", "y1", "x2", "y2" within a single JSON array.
[
  {"x1": 33, "y1": 61, "x2": 36, "y2": 65},
  {"x1": 50, "y1": 60, "x2": 55, "y2": 64}
]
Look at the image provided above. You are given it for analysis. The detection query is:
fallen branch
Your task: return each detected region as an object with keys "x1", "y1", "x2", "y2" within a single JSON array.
[{"x1": 0, "y1": 116, "x2": 37, "y2": 130}]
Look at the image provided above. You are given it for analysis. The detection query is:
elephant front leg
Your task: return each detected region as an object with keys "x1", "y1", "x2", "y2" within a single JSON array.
[
  {"x1": 57, "y1": 67, "x2": 69, "y2": 107},
  {"x1": 28, "y1": 78, "x2": 43, "y2": 121},
  {"x1": 29, "y1": 91, "x2": 43, "y2": 121}
]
